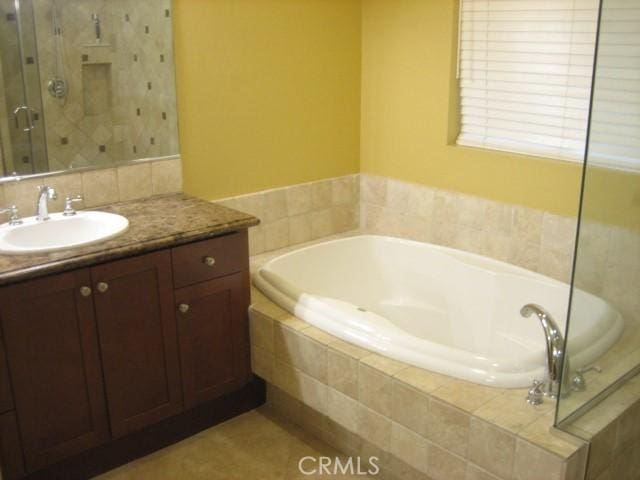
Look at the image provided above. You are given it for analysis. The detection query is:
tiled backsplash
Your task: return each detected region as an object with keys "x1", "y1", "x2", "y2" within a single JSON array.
[
  {"x1": 215, "y1": 174, "x2": 360, "y2": 256},
  {"x1": 0, "y1": 157, "x2": 181, "y2": 216}
]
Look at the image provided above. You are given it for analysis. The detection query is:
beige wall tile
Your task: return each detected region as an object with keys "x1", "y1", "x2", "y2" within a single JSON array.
[
  {"x1": 299, "y1": 371, "x2": 328, "y2": 415},
  {"x1": 431, "y1": 379, "x2": 500, "y2": 413},
  {"x1": 332, "y1": 175, "x2": 357, "y2": 206},
  {"x1": 468, "y1": 418, "x2": 515, "y2": 479},
  {"x1": 289, "y1": 213, "x2": 312, "y2": 245},
  {"x1": 356, "y1": 404, "x2": 391, "y2": 451},
  {"x1": 264, "y1": 190, "x2": 288, "y2": 223},
  {"x1": 151, "y1": 158, "x2": 182, "y2": 195},
  {"x1": 286, "y1": 183, "x2": 312, "y2": 216},
  {"x1": 394, "y1": 366, "x2": 451, "y2": 394},
  {"x1": 484, "y1": 200, "x2": 513, "y2": 236},
  {"x1": 514, "y1": 439, "x2": 565, "y2": 480},
  {"x1": 327, "y1": 388, "x2": 359, "y2": 433},
  {"x1": 361, "y1": 174, "x2": 387, "y2": 206},
  {"x1": 267, "y1": 383, "x2": 302, "y2": 426},
  {"x1": 273, "y1": 359, "x2": 299, "y2": 399},
  {"x1": 426, "y1": 399, "x2": 470, "y2": 458},
  {"x1": 428, "y1": 443, "x2": 466, "y2": 480},
  {"x1": 312, "y1": 179, "x2": 333, "y2": 210},
  {"x1": 251, "y1": 346, "x2": 274, "y2": 383},
  {"x1": 248, "y1": 225, "x2": 265, "y2": 256},
  {"x1": 359, "y1": 363, "x2": 393, "y2": 417},
  {"x1": 391, "y1": 380, "x2": 428, "y2": 436},
  {"x1": 328, "y1": 349, "x2": 359, "y2": 400},
  {"x1": 264, "y1": 218, "x2": 290, "y2": 251},
  {"x1": 117, "y1": 163, "x2": 152, "y2": 201},
  {"x1": 465, "y1": 463, "x2": 502, "y2": 480},
  {"x1": 512, "y1": 206, "x2": 543, "y2": 245},
  {"x1": 406, "y1": 183, "x2": 435, "y2": 218},
  {"x1": 361, "y1": 354, "x2": 407, "y2": 376},
  {"x1": 235, "y1": 192, "x2": 265, "y2": 220},
  {"x1": 81, "y1": 168, "x2": 119, "y2": 207},
  {"x1": 541, "y1": 213, "x2": 577, "y2": 255},
  {"x1": 311, "y1": 208, "x2": 333, "y2": 238},
  {"x1": 390, "y1": 422, "x2": 429, "y2": 474},
  {"x1": 274, "y1": 323, "x2": 327, "y2": 383},
  {"x1": 386, "y1": 179, "x2": 411, "y2": 212},
  {"x1": 473, "y1": 390, "x2": 552, "y2": 435},
  {"x1": 249, "y1": 309, "x2": 274, "y2": 352},
  {"x1": 332, "y1": 204, "x2": 358, "y2": 233}
]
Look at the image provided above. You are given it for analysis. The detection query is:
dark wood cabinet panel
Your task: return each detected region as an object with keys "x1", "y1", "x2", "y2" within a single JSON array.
[
  {"x1": 92, "y1": 250, "x2": 183, "y2": 438},
  {"x1": 175, "y1": 272, "x2": 251, "y2": 409},
  {"x1": 0, "y1": 270, "x2": 109, "y2": 471},
  {"x1": 0, "y1": 329, "x2": 13, "y2": 414},
  {"x1": 171, "y1": 231, "x2": 248, "y2": 288},
  {"x1": 0, "y1": 412, "x2": 25, "y2": 480}
]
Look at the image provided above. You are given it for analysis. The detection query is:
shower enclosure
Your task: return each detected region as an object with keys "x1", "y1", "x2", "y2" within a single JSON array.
[{"x1": 556, "y1": 0, "x2": 640, "y2": 428}]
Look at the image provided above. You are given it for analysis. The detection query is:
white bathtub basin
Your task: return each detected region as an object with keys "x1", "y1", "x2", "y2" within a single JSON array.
[
  {"x1": 0, "y1": 211, "x2": 129, "y2": 255},
  {"x1": 253, "y1": 235, "x2": 623, "y2": 388}
]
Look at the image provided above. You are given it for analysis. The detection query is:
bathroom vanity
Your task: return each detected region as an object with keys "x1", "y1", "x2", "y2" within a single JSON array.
[{"x1": 0, "y1": 194, "x2": 262, "y2": 480}]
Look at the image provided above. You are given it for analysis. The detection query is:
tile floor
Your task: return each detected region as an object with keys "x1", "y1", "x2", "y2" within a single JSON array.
[{"x1": 95, "y1": 407, "x2": 373, "y2": 480}]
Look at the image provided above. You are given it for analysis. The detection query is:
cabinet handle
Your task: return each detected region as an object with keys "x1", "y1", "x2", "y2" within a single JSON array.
[
  {"x1": 79, "y1": 286, "x2": 92, "y2": 297},
  {"x1": 203, "y1": 256, "x2": 216, "y2": 267},
  {"x1": 178, "y1": 303, "x2": 190, "y2": 314},
  {"x1": 97, "y1": 282, "x2": 109, "y2": 293}
]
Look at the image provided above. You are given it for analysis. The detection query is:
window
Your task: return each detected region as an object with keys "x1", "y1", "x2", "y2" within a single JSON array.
[
  {"x1": 457, "y1": 0, "x2": 600, "y2": 162},
  {"x1": 587, "y1": 0, "x2": 640, "y2": 171}
]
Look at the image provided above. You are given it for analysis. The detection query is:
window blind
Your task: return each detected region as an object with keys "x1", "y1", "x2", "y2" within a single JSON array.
[
  {"x1": 587, "y1": 0, "x2": 640, "y2": 171},
  {"x1": 457, "y1": 0, "x2": 600, "y2": 162}
]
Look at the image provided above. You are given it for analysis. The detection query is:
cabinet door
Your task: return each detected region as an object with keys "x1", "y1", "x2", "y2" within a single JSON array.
[
  {"x1": 175, "y1": 272, "x2": 251, "y2": 409},
  {"x1": 92, "y1": 250, "x2": 183, "y2": 438},
  {"x1": 0, "y1": 270, "x2": 109, "y2": 471}
]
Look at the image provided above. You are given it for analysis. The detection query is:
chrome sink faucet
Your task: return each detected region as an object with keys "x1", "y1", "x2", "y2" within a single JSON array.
[
  {"x1": 36, "y1": 185, "x2": 57, "y2": 221},
  {"x1": 521, "y1": 303, "x2": 569, "y2": 399}
]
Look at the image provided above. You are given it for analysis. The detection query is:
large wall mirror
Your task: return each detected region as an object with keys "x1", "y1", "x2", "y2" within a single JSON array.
[{"x1": 0, "y1": 0, "x2": 179, "y2": 179}]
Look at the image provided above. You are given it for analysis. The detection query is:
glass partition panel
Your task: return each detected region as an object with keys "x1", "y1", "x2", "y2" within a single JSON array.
[{"x1": 556, "y1": 0, "x2": 640, "y2": 425}]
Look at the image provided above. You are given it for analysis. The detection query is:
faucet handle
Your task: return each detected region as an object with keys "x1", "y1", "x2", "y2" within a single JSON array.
[
  {"x1": 63, "y1": 195, "x2": 84, "y2": 216},
  {"x1": 0, "y1": 205, "x2": 22, "y2": 226},
  {"x1": 526, "y1": 380, "x2": 545, "y2": 406}
]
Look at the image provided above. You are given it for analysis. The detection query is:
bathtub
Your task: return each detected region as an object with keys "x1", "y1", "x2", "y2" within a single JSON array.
[{"x1": 253, "y1": 235, "x2": 624, "y2": 388}]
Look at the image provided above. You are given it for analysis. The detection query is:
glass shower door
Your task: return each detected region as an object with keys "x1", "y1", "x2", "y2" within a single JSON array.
[
  {"x1": 556, "y1": 0, "x2": 640, "y2": 425},
  {"x1": 0, "y1": 0, "x2": 48, "y2": 176}
]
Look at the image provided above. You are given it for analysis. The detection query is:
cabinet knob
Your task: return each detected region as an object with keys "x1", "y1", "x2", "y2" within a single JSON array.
[
  {"x1": 178, "y1": 303, "x2": 190, "y2": 314},
  {"x1": 203, "y1": 256, "x2": 216, "y2": 267},
  {"x1": 97, "y1": 282, "x2": 109, "y2": 293},
  {"x1": 79, "y1": 286, "x2": 92, "y2": 297}
]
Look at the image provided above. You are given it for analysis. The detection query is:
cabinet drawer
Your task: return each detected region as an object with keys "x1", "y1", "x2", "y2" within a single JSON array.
[{"x1": 171, "y1": 231, "x2": 248, "y2": 288}]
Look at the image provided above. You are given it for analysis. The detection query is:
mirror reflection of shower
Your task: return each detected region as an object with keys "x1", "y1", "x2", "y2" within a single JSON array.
[
  {"x1": 91, "y1": 13, "x2": 100, "y2": 44},
  {"x1": 46, "y1": 0, "x2": 67, "y2": 103}
]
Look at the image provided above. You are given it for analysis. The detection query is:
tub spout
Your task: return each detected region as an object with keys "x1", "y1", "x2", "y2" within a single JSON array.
[{"x1": 520, "y1": 304, "x2": 569, "y2": 399}]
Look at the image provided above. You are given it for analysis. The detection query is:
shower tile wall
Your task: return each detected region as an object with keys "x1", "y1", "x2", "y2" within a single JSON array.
[{"x1": 31, "y1": 0, "x2": 178, "y2": 171}]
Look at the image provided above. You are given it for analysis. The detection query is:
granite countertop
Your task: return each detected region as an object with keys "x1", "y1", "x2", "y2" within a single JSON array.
[{"x1": 0, "y1": 194, "x2": 259, "y2": 286}]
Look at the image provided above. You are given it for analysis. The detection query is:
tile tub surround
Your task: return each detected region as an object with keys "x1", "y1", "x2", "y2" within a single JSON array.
[
  {"x1": 360, "y1": 173, "x2": 578, "y2": 283},
  {"x1": 0, "y1": 157, "x2": 182, "y2": 217},
  {"x1": 215, "y1": 174, "x2": 360, "y2": 256},
  {"x1": 563, "y1": 374, "x2": 640, "y2": 480},
  {"x1": 249, "y1": 285, "x2": 589, "y2": 480}
]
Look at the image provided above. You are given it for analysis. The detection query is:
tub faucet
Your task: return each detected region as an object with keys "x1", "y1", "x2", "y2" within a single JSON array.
[
  {"x1": 36, "y1": 185, "x2": 57, "y2": 221},
  {"x1": 521, "y1": 304, "x2": 569, "y2": 399}
]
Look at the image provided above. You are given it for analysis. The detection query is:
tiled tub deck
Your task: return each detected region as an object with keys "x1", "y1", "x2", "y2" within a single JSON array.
[{"x1": 248, "y1": 284, "x2": 589, "y2": 480}]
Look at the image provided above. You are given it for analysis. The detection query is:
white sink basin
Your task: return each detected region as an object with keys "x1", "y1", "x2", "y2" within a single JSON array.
[{"x1": 0, "y1": 211, "x2": 129, "y2": 255}]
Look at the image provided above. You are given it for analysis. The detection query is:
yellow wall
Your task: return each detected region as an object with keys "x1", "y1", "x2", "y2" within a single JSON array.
[
  {"x1": 360, "y1": 0, "x2": 583, "y2": 217},
  {"x1": 173, "y1": 0, "x2": 361, "y2": 201}
]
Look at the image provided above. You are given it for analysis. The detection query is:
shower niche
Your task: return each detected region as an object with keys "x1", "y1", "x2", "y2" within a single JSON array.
[{"x1": 0, "y1": 0, "x2": 179, "y2": 177}]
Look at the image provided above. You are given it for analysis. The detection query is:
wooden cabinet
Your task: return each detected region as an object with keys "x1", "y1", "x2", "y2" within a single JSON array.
[
  {"x1": 0, "y1": 230, "x2": 254, "y2": 478},
  {"x1": 0, "y1": 270, "x2": 109, "y2": 472},
  {"x1": 92, "y1": 250, "x2": 183, "y2": 438},
  {"x1": 176, "y1": 273, "x2": 250, "y2": 409}
]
